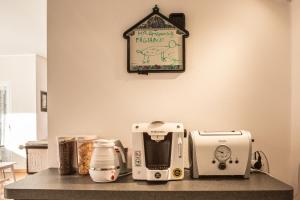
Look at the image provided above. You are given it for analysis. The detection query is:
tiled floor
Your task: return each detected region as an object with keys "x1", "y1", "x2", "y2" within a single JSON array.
[{"x1": 0, "y1": 172, "x2": 27, "y2": 200}]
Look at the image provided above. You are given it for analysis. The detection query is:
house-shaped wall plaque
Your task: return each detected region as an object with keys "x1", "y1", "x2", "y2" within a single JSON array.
[{"x1": 123, "y1": 5, "x2": 189, "y2": 74}]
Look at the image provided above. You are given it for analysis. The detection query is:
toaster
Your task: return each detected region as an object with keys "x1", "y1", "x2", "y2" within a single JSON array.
[{"x1": 190, "y1": 130, "x2": 252, "y2": 178}]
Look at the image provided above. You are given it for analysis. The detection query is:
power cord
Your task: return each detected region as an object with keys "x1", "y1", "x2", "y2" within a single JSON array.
[
  {"x1": 253, "y1": 151, "x2": 262, "y2": 170},
  {"x1": 118, "y1": 169, "x2": 132, "y2": 177},
  {"x1": 250, "y1": 169, "x2": 276, "y2": 179},
  {"x1": 251, "y1": 150, "x2": 270, "y2": 173},
  {"x1": 258, "y1": 150, "x2": 270, "y2": 173}
]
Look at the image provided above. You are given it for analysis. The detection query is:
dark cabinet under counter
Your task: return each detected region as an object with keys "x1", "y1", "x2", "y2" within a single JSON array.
[{"x1": 5, "y1": 168, "x2": 293, "y2": 200}]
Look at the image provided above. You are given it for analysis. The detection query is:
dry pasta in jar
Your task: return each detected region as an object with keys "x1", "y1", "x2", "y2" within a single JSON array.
[{"x1": 77, "y1": 136, "x2": 98, "y2": 175}]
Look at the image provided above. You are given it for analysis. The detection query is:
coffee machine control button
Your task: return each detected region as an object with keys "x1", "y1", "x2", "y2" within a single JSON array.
[
  {"x1": 134, "y1": 151, "x2": 142, "y2": 166},
  {"x1": 135, "y1": 159, "x2": 141, "y2": 166},
  {"x1": 154, "y1": 172, "x2": 161, "y2": 179},
  {"x1": 135, "y1": 151, "x2": 141, "y2": 156}
]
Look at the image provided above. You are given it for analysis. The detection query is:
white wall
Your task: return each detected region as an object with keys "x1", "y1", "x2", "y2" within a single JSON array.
[
  {"x1": 36, "y1": 56, "x2": 48, "y2": 140},
  {"x1": 48, "y1": 0, "x2": 291, "y2": 183},
  {"x1": 0, "y1": 0, "x2": 47, "y2": 57},
  {"x1": 291, "y1": 0, "x2": 300, "y2": 197},
  {"x1": 0, "y1": 55, "x2": 37, "y2": 169}
]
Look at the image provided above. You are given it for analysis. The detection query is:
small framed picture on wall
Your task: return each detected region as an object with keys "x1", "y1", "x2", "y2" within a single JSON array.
[{"x1": 41, "y1": 91, "x2": 47, "y2": 112}]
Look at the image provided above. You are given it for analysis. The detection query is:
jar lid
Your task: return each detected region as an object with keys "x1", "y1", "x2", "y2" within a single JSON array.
[
  {"x1": 93, "y1": 139, "x2": 115, "y2": 147},
  {"x1": 77, "y1": 135, "x2": 98, "y2": 141},
  {"x1": 57, "y1": 136, "x2": 76, "y2": 142}
]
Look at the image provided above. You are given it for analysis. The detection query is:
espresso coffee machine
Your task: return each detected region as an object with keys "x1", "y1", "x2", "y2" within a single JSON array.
[{"x1": 132, "y1": 121, "x2": 185, "y2": 181}]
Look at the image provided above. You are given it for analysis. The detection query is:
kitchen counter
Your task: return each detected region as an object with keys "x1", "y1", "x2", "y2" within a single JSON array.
[{"x1": 5, "y1": 168, "x2": 293, "y2": 200}]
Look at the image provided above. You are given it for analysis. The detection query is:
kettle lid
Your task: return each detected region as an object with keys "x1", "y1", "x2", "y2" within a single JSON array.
[{"x1": 93, "y1": 139, "x2": 115, "y2": 147}]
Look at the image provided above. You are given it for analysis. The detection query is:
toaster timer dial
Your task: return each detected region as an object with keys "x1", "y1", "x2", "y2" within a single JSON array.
[{"x1": 215, "y1": 145, "x2": 231, "y2": 162}]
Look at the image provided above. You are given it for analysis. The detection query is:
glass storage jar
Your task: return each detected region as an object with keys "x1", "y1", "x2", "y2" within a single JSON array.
[
  {"x1": 57, "y1": 137, "x2": 77, "y2": 175},
  {"x1": 77, "y1": 136, "x2": 98, "y2": 175}
]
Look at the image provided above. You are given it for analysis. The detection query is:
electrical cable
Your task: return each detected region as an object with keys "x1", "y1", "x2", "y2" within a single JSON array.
[
  {"x1": 252, "y1": 150, "x2": 269, "y2": 173},
  {"x1": 119, "y1": 170, "x2": 132, "y2": 177},
  {"x1": 250, "y1": 169, "x2": 277, "y2": 179},
  {"x1": 258, "y1": 150, "x2": 270, "y2": 173},
  {"x1": 253, "y1": 151, "x2": 262, "y2": 170}
]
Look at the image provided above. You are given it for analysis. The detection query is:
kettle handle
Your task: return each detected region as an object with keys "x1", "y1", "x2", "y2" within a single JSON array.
[{"x1": 114, "y1": 146, "x2": 126, "y2": 163}]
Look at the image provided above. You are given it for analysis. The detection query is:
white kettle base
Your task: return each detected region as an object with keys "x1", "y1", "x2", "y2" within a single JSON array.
[{"x1": 89, "y1": 169, "x2": 120, "y2": 182}]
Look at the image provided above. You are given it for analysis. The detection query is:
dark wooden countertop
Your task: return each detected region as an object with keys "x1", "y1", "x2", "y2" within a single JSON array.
[{"x1": 5, "y1": 168, "x2": 293, "y2": 200}]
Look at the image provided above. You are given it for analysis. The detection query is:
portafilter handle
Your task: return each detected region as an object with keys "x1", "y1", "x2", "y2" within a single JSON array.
[{"x1": 114, "y1": 146, "x2": 126, "y2": 163}]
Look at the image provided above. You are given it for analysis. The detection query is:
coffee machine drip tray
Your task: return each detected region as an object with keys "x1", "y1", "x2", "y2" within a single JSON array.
[{"x1": 147, "y1": 165, "x2": 169, "y2": 170}]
